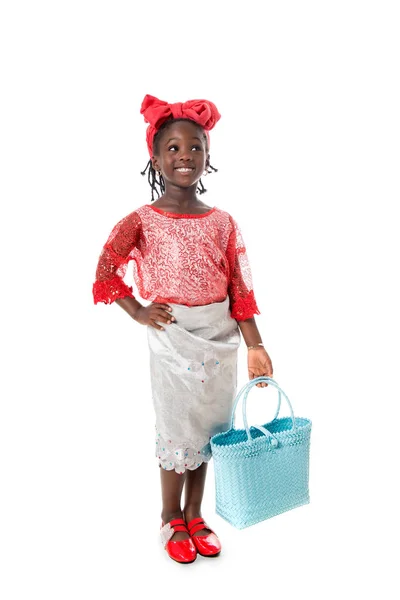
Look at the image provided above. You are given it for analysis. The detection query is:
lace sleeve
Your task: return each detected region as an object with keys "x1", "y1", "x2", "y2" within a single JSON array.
[
  {"x1": 92, "y1": 211, "x2": 142, "y2": 305},
  {"x1": 226, "y1": 216, "x2": 261, "y2": 321}
]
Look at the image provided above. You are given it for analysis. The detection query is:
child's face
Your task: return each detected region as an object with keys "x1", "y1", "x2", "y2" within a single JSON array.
[{"x1": 152, "y1": 120, "x2": 209, "y2": 191}]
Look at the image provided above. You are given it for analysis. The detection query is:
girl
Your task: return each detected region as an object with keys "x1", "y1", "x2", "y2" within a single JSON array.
[{"x1": 92, "y1": 94, "x2": 273, "y2": 564}]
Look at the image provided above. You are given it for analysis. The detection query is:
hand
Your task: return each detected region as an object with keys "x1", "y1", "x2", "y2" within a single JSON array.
[
  {"x1": 248, "y1": 348, "x2": 273, "y2": 388},
  {"x1": 133, "y1": 303, "x2": 175, "y2": 330}
]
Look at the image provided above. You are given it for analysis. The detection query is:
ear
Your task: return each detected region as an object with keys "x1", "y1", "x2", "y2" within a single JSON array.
[
  {"x1": 151, "y1": 156, "x2": 160, "y2": 171},
  {"x1": 205, "y1": 153, "x2": 210, "y2": 169}
]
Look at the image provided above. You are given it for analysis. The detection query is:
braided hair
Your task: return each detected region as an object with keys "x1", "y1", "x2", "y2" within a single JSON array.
[{"x1": 140, "y1": 118, "x2": 218, "y2": 202}]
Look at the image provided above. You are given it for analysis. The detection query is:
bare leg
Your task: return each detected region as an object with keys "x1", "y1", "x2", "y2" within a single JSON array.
[
  {"x1": 160, "y1": 468, "x2": 189, "y2": 540},
  {"x1": 183, "y1": 463, "x2": 211, "y2": 536}
]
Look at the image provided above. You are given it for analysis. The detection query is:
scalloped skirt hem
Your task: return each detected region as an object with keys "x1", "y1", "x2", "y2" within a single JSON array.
[{"x1": 158, "y1": 455, "x2": 212, "y2": 474}]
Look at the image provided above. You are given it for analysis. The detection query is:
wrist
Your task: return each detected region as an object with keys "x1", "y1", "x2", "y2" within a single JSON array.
[
  {"x1": 131, "y1": 305, "x2": 143, "y2": 320},
  {"x1": 115, "y1": 297, "x2": 143, "y2": 319},
  {"x1": 247, "y1": 343, "x2": 264, "y2": 351}
]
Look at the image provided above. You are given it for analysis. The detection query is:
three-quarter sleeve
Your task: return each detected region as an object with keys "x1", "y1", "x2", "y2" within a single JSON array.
[
  {"x1": 92, "y1": 211, "x2": 142, "y2": 305},
  {"x1": 226, "y1": 216, "x2": 261, "y2": 321}
]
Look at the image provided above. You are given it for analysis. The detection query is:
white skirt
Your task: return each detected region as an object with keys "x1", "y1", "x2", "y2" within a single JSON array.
[{"x1": 147, "y1": 296, "x2": 240, "y2": 473}]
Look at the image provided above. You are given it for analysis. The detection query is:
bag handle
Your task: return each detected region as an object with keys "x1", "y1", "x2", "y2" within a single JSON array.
[
  {"x1": 251, "y1": 424, "x2": 279, "y2": 447},
  {"x1": 230, "y1": 376, "x2": 281, "y2": 429},
  {"x1": 242, "y1": 377, "x2": 297, "y2": 440},
  {"x1": 230, "y1": 377, "x2": 297, "y2": 442}
]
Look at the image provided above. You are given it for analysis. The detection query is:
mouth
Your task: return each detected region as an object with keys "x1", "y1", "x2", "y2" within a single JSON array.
[{"x1": 174, "y1": 167, "x2": 195, "y2": 173}]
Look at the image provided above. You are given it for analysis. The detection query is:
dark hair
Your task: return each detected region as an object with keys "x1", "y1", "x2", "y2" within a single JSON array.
[{"x1": 140, "y1": 118, "x2": 218, "y2": 202}]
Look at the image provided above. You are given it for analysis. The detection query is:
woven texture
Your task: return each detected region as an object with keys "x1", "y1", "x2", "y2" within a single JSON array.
[{"x1": 210, "y1": 377, "x2": 311, "y2": 529}]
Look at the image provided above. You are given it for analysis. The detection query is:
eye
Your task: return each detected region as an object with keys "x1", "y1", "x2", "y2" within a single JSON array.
[
  {"x1": 168, "y1": 145, "x2": 178, "y2": 151},
  {"x1": 191, "y1": 145, "x2": 202, "y2": 151}
]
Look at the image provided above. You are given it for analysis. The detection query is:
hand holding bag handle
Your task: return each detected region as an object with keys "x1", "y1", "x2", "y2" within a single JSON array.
[
  {"x1": 230, "y1": 377, "x2": 297, "y2": 443},
  {"x1": 230, "y1": 377, "x2": 281, "y2": 429},
  {"x1": 242, "y1": 377, "x2": 297, "y2": 441}
]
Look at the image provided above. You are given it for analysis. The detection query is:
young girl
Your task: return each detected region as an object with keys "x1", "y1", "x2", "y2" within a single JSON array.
[{"x1": 92, "y1": 94, "x2": 273, "y2": 564}]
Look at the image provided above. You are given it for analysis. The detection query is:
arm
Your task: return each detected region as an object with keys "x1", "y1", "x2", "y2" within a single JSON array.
[
  {"x1": 226, "y1": 216, "x2": 260, "y2": 320},
  {"x1": 93, "y1": 211, "x2": 141, "y2": 305},
  {"x1": 238, "y1": 317, "x2": 273, "y2": 388},
  {"x1": 237, "y1": 316, "x2": 263, "y2": 347},
  {"x1": 115, "y1": 296, "x2": 143, "y2": 319},
  {"x1": 226, "y1": 216, "x2": 273, "y2": 387},
  {"x1": 93, "y1": 211, "x2": 175, "y2": 330}
]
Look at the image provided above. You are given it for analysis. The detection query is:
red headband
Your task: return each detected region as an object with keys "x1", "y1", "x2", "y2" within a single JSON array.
[{"x1": 140, "y1": 94, "x2": 221, "y2": 156}]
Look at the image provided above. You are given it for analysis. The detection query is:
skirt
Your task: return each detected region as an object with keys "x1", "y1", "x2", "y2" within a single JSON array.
[{"x1": 147, "y1": 295, "x2": 241, "y2": 473}]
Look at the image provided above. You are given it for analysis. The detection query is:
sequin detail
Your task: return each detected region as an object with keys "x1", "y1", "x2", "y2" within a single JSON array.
[
  {"x1": 92, "y1": 205, "x2": 260, "y2": 320},
  {"x1": 156, "y1": 433, "x2": 212, "y2": 474}
]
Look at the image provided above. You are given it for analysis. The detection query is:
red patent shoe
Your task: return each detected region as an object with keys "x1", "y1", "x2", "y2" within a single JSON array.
[
  {"x1": 160, "y1": 518, "x2": 197, "y2": 564},
  {"x1": 187, "y1": 517, "x2": 222, "y2": 557}
]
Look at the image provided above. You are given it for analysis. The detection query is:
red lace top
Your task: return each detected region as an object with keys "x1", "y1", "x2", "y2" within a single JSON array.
[{"x1": 92, "y1": 204, "x2": 260, "y2": 321}]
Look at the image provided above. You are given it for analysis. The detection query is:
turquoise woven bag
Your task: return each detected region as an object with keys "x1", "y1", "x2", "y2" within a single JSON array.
[{"x1": 210, "y1": 376, "x2": 311, "y2": 529}]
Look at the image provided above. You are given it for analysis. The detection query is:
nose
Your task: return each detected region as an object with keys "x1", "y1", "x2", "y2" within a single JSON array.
[{"x1": 177, "y1": 146, "x2": 192, "y2": 161}]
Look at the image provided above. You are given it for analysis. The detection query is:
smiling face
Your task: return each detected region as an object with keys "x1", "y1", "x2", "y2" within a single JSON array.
[{"x1": 151, "y1": 120, "x2": 210, "y2": 191}]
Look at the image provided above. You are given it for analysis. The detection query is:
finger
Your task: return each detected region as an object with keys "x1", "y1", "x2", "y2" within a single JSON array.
[
  {"x1": 153, "y1": 303, "x2": 173, "y2": 313},
  {"x1": 152, "y1": 309, "x2": 176, "y2": 324},
  {"x1": 265, "y1": 372, "x2": 273, "y2": 384},
  {"x1": 250, "y1": 372, "x2": 265, "y2": 387},
  {"x1": 150, "y1": 320, "x2": 165, "y2": 331},
  {"x1": 156, "y1": 306, "x2": 175, "y2": 319}
]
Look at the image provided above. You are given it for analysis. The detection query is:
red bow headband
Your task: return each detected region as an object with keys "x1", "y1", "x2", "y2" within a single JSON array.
[{"x1": 140, "y1": 94, "x2": 221, "y2": 156}]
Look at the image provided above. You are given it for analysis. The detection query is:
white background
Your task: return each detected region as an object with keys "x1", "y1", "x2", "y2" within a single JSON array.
[{"x1": 1, "y1": 1, "x2": 399, "y2": 598}]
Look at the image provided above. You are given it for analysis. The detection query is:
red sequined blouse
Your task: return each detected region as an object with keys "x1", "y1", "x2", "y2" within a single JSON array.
[{"x1": 92, "y1": 204, "x2": 260, "y2": 321}]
